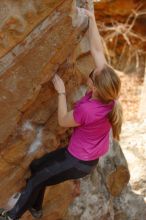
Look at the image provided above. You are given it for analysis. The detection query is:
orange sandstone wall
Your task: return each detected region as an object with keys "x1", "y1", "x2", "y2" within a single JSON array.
[{"x1": 0, "y1": 1, "x2": 91, "y2": 219}]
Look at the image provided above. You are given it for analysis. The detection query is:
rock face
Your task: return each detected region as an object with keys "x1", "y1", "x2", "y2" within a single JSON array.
[
  {"x1": 0, "y1": 0, "x2": 90, "y2": 219},
  {"x1": 0, "y1": 0, "x2": 145, "y2": 220}
]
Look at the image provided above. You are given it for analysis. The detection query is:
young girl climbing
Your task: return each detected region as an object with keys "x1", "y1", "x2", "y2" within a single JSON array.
[{"x1": 0, "y1": 6, "x2": 123, "y2": 220}]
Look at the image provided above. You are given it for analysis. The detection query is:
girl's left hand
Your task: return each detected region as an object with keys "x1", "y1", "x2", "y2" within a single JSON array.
[
  {"x1": 83, "y1": 8, "x2": 95, "y2": 20},
  {"x1": 52, "y1": 74, "x2": 66, "y2": 93}
]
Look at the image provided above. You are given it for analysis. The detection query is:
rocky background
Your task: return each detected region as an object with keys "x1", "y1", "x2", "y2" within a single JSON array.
[{"x1": 0, "y1": 0, "x2": 145, "y2": 220}]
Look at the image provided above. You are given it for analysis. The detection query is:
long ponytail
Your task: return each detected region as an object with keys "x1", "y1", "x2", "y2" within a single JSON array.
[
  {"x1": 93, "y1": 64, "x2": 123, "y2": 140},
  {"x1": 108, "y1": 100, "x2": 123, "y2": 140}
]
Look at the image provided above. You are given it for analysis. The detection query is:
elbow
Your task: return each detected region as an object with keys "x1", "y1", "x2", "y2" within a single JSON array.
[
  {"x1": 58, "y1": 120, "x2": 69, "y2": 128},
  {"x1": 58, "y1": 119, "x2": 65, "y2": 127},
  {"x1": 58, "y1": 120, "x2": 63, "y2": 127}
]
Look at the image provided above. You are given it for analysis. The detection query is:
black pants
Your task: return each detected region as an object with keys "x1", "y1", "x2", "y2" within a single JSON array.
[{"x1": 7, "y1": 146, "x2": 99, "y2": 219}]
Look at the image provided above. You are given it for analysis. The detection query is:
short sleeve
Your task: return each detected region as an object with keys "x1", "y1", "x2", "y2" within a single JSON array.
[{"x1": 73, "y1": 104, "x2": 86, "y2": 125}]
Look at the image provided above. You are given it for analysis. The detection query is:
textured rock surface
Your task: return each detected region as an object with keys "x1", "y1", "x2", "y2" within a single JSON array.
[
  {"x1": 0, "y1": 0, "x2": 146, "y2": 220},
  {"x1": 0, "y1": 0, "x2": 91, "y2": 219}
]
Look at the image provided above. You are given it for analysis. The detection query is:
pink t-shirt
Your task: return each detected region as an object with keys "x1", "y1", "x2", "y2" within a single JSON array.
[{"x1": 67, "y1": 91, "x2": 115, "y2": 161}]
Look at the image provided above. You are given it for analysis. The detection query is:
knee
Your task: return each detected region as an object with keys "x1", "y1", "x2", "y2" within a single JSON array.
[{"x1": 29, "y1": 159, "x2": 39, "y2": 173}]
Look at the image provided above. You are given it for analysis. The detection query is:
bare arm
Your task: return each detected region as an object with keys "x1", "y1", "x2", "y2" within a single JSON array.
[
  {"x1": 84, "y1": 9, "x2": 107, "y2": 70},
  {"x1": 52, "y1": 74, "x2": 81, "y2": 128},
  {"x1": 74, "y1": 4, "x2": 106, "y2": 70},
  {"x1": 58, "y1": 94, "x2": 80, "y2": 128}
]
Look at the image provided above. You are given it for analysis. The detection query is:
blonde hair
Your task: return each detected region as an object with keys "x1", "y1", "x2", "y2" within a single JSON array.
[{"x1": 93, "y1": 64, "x2": 123, "y2": 140}]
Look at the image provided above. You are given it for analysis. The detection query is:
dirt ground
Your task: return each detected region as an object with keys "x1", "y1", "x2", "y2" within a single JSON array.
[
  {"x1": 119, "y1": 71, "x2": 144, "y2": 122},
  {"x1": 119, "y1": 70, "x2": 146, "y2": 203}
]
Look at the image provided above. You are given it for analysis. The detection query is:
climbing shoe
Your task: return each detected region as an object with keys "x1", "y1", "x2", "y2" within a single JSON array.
[
  {"x1": 28, "y1": 207, "x2": 43, "y2": 219},
  {"x1": 0, "y1": 208, "x2": 13, "y2": 220}
]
